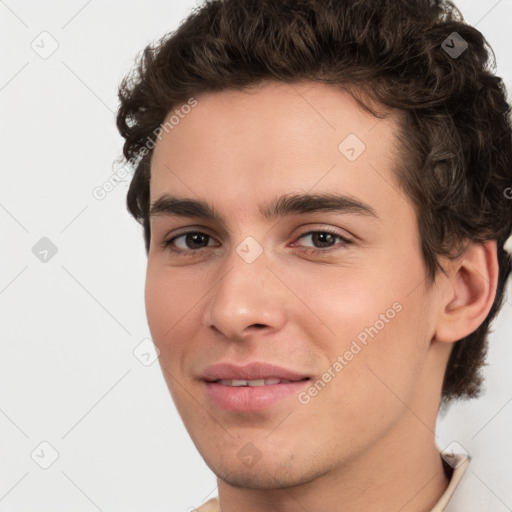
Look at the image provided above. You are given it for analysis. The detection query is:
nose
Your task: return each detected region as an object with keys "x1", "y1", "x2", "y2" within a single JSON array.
[{"x1": 202, "y1": 244, "x2": 288, "y2": 341}]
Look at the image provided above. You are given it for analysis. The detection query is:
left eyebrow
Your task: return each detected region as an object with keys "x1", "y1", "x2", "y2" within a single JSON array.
[{"x1": 260, "y1": 192, "x2": 379, "y2": 220}]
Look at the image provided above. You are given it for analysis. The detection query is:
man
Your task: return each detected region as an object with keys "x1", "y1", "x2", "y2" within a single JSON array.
[{"x1": 116, "y1": 0, "x2": 512, "y2": 510}]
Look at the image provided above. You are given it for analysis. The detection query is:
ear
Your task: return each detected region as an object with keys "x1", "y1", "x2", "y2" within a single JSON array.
[{"x1": 434, "y1": 240, "x2": 499, "y2": 344}]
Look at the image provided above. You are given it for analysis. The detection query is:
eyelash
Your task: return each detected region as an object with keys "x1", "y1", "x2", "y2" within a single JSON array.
[{"x1": 160, "y1": 229, "x2": 353, "y2": 258}]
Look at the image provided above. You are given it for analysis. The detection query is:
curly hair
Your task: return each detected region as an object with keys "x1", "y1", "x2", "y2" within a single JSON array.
[{"x1": 116, "y1": 0, "x2": 512, "y2": 405}]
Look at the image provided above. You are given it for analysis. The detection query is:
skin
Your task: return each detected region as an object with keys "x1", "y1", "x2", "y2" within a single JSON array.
[{"x1": 146, "y1": 81, "x2": 498, "y2": 512}]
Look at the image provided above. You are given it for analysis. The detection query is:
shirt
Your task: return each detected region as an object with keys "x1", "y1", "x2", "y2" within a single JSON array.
[{"x1": 193, "y1": 453, "x2": 470, "y2": 512}]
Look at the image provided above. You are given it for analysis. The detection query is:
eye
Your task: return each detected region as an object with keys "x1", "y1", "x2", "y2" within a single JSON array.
[
  {"x1": 293, "y1": 230, "x2": 353, "y2": 254},
  {"x1": 161, "y1": 231, "x2": 219, "y2": 256}
]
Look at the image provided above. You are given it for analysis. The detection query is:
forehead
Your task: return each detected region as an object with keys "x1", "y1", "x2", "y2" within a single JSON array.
[{"x1": 149, "y1": 81, "x2": 406, "y2": 218}]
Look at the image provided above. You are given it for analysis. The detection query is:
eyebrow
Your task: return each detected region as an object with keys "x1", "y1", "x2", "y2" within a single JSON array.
[{"x1": 149, "y1": 193, "x2": 379, "y2": 223}]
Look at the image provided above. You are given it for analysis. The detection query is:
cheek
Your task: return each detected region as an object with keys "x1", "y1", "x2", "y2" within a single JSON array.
[
  {"x1": 292, "y1": 265, "x2": 394, "y2": 351},
  {"x1": 338, "y1": 295, "x2": 431, "y2": 417},
  {"x1": 144, "y1": 265, "x2": 201, "y2": 359},
  {"x1": 302, "y1": 264, "x2": 430, "y2": 398}
]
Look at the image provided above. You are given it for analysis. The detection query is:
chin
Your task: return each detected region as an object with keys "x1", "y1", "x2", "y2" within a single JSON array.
[{"x1": 202, "y1": 453, "x2": 326, "y2": 490}]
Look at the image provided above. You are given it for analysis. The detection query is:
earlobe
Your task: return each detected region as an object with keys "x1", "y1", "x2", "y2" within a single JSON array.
[{"x1": 434, "y1": 240, "x2": 499, "y2": 344}]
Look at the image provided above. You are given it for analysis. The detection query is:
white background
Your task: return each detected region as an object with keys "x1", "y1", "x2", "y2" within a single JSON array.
[{"x1": 0, "y1": 1, "x2": 511, "y2": 510}]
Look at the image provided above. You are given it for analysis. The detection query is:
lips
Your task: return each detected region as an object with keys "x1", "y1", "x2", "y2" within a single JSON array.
[
  {"x1": 200, "y1": 362, "x2": 311, "y2": 412},
  {"x1": 200, "y1": 361, "x2": 310, "y2": 382}
]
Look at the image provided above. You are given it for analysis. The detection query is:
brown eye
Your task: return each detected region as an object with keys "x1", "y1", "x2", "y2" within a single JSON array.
[
  {"x1": 309, "y1": 232, "x2": 337, "y2": 248},
  {"x1": 162, "y1": 231, "x2": 220, "y2": 256},
  {"x1": 177, "y1": 232, "x2": 211, "y2": 249},
  {"x1": 297, "y1": 230, "x2": 352, "y2": 250}
]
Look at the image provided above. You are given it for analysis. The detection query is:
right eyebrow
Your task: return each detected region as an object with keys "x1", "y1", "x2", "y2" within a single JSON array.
[{"x1": 149, "y1": 195, "x2": 223, "y2": 222}]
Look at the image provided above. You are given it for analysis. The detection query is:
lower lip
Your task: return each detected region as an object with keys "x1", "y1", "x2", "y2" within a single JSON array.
[{"x1": 203, "y1": 380, "x2": 310, "y2": 412}]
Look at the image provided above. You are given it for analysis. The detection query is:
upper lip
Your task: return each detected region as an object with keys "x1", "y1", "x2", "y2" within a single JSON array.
[{"x1": 200, "y1": 362, "x2": 310, "y2": 382}]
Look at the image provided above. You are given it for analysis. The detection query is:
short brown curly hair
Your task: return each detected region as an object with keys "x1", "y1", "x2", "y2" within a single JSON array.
[{"x1": 116, "y1": 0, "x2": 512, "y2": 404}]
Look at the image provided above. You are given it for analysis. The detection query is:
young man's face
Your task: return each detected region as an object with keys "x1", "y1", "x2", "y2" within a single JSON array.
[{"x1": 146, "y1": 81, "x2": 449, "y2": 488}]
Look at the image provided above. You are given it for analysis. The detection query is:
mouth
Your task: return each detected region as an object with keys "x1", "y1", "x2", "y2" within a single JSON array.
[
  {"x1": 212, "y1": 377, "x2": 310, "y2": 387},
  {"x1": 200, "y1": 362, "x2": 312, "y2": 412},
  {"x1": 200, "y1": 361, "x2": 311, "y2": 382}
]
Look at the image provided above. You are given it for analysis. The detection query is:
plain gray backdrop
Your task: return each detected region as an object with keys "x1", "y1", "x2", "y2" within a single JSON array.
[{"x1": 1, "y1": 1, "x2": 511, "y2": 510}]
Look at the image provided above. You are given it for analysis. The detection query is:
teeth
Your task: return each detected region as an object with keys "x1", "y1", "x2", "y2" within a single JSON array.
[
  {"x1": 232, "y1": 379, "x2": 250, "y2": 387},
  {"x1": 247, "y1": 379, "x2": 265, "y2": 386},
  {"x1": 218, "y1": 378, "x2": 290, "y2": 387}
]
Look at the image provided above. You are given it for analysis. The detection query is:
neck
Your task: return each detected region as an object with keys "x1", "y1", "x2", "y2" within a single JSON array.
[{"x1": 217, "y1": 417, "x2": 449, "y2": 512}]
